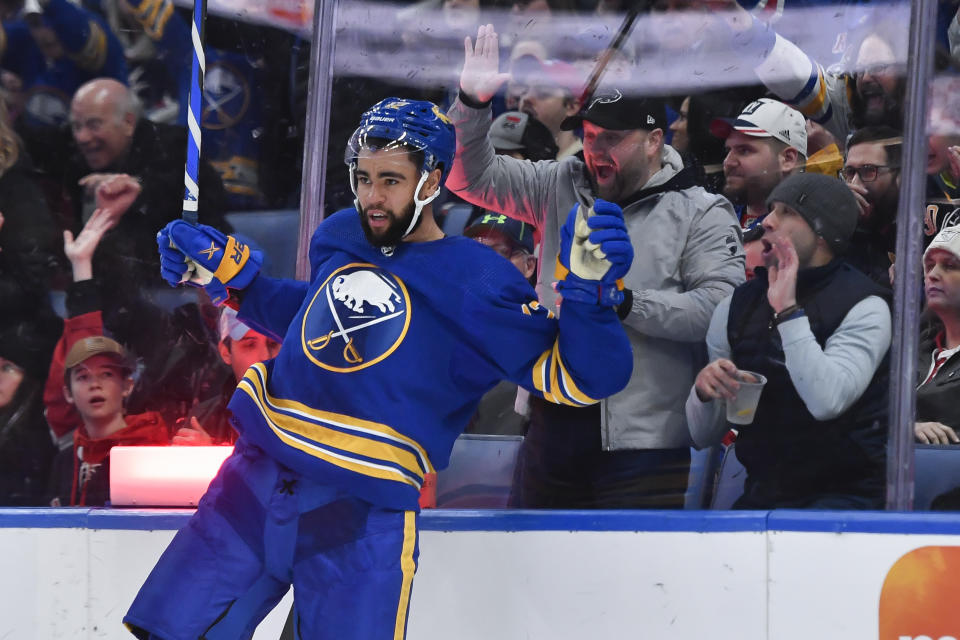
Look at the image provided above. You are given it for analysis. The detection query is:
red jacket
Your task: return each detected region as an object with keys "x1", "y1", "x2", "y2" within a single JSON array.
[{"x1": 43, "y1": 310, "x2": 170, "y2": 505}]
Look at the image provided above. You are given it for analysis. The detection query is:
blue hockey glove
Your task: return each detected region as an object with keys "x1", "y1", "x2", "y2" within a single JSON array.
[
  {"x1": 555, "y1": 199, "x2": 633, "y2": 306},
  {"x1": 156, "y1": 220, "x2": 262, "y2": 305}
]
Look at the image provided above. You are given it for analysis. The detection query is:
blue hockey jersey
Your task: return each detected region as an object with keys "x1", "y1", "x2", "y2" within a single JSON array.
[
  {"x1": 229, "y1": 209, "x2": 632, "y2": 510},
  {"x1": 0, "y1": 0, "x2": 127, "y2": 128}
]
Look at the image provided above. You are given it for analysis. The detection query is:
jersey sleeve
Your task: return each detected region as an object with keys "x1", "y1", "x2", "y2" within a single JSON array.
[
  {"x1": 463, "y1": 274, "x2": 632, "y2": 406},
  {"x1": 237, "y1": 274, "x2": 309, "y2": 343},
  {"x1": 44, "y1": 0, "x2": 125, "y2": 76}
]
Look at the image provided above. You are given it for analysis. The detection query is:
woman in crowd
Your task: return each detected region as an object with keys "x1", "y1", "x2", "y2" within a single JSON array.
[{"x1": 915, "y1": 226, "x2": 960, "y2": 445}]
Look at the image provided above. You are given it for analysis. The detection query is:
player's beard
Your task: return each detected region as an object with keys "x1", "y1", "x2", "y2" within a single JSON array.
[{"x1": 359, "y1": 201, "x2": 417, "y2": 248}]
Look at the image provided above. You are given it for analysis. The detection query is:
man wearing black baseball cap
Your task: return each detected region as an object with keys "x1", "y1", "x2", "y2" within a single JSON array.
[
  {"x1": 688, "y1": 173, "x2": 892, "y2": 509},
  {"x1": 448, "y1": 24, "x2": 745, "y2": 510},
  {"x1": 559, "y1": 89, "x2": 671, "y2": 205}
]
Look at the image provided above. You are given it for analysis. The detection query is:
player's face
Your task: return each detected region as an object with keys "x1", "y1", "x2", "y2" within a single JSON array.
[
  {"x1": 760, "y1": 202, "x2": 820, "y2": 270},
  {"x1": 0, "y1": 357, "x2": 25, "y2": 410},
  {"x1": 221, "y1": 331, "x2": 281, "y2": 382},
  {"x1": 583, "y1": 121, "x2": 656, "y2": 203},
  {"x1": 722, "y1": 132, "x2": 783, "y2": 207},
  {"x1": 924, "y1": 249, "x2": 960, "y2": 317},
  {"x1": 65, "y1": 355, "x2": 132, "y2": 422},
  {"x1": 70, "y1": 93, "x2": 136, "y2": 170},
  {"x1": 355, "y1": 149, "x2": 420, "y2": 247}
]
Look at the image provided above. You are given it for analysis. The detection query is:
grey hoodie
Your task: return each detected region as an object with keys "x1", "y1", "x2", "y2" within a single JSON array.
[{"x1": 447, "y1": 98, "x2": 745, "y2": 449}]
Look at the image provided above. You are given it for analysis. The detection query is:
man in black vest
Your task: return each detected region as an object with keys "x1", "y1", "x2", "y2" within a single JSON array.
[{"x1": 687, "y1": 173, "x2": 892, "y2": 509}]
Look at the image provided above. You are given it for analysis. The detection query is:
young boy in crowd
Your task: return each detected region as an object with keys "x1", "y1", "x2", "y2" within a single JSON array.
[{"x1": 45, "y1": 178, "x2": 170, "y2": 506}]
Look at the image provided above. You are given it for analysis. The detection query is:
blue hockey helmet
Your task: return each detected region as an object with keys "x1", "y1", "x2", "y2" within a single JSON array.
[
  {"x1": 345, "y1": 98, "x2": 456, "y2": 184},
  {"x1": 345, "y1": 98, "x2": 457, "y2": 250}
]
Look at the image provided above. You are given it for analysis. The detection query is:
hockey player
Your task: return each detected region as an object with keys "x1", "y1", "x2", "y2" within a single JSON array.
[{"x1": 123, "y1": 97, "x2": 634, "y2": 639}]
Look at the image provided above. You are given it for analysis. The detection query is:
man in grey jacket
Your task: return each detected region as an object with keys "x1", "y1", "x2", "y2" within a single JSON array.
[{"x1": 447, "y1": 24, "x2": 745, "y2": 508}]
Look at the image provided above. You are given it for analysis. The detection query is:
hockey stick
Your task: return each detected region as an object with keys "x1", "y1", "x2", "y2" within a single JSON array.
[
  {"x1": 182, "y1": 0, "x2": 208, "y2": 225},
  {"x1": 576, "y1": 3, "x2": 642, "y2": 111}
]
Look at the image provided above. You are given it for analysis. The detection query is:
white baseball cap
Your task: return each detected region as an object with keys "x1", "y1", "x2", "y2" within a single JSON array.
[
  {"x1": 219, "y1": 307, "x2": 252, "y2": 342},
  {"x1": 711, "y1": 98, "x2": 808, "y2": 157},
  {"x1": 924, "y1": 225, "x2": 960, "y2": 263}
]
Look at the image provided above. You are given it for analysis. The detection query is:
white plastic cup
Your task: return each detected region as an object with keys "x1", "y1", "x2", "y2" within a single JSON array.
[{"x1": 725, "y1": 371, "x2": 767, "y2": 425}]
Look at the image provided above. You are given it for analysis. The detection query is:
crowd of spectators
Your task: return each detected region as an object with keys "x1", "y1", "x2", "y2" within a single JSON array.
[{"x1": 1, "y1": 0, "x2": 959, "y2": 510}]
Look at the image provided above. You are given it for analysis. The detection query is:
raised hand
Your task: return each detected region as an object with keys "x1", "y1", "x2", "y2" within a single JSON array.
[
  {"x1": 63, "y1": 206, "x2": 120, "y2": 281},
  {"x1": 556, "y1": 199, "x2": 634, "y2": 306},
  {"x1": 157, "y1": 220, "x2": 262, "y2": 305},
  {"x1": 766, "y1": 235, "x2": 798, "y2": 313},
  {"x1": 461, "y1": 24, "x2": 511, "y2": 104}
]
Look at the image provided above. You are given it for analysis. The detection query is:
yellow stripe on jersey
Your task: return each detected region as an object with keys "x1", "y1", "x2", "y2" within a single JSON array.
[
  {"x1": 798, "y1": 68, "x2": 828, "y2": 117},
  {"x1": 530, "y1": 340, "x2": 598, "y2": 406},
  {"x1": 125, "y1": 0, "x2": 174, "y2": 39},
  {"x1": 71, "y1": 21, "x2": 107, "y2": 71},
  {"x1": 531, "y1": 348, "x2": 558, "y2": 403},
  {"x1": 393, "y1": 511, "x2": 417, "y2": 640},
  {"x1": 146, "y1": 0, "x2": 174, "y2": 39},
  {"x1": 553, "y1": 342, "x2": 597, "y2": 405},
  {"x1": 238, "y1": 365, "x2": 433, "y2": 485}
]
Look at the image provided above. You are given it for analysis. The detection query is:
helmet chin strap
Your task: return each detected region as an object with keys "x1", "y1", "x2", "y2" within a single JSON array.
[{"x1": 404, "y1": 170, "x2": 440, "y2": 238}]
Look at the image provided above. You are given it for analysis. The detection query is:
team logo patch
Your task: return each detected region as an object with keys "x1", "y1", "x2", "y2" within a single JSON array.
[
  {"x1": 201, "y1": 61, "x2": 250, "y2": 130},
  {"x1": 301, "y1": 263, "x2": 411, "y2": 372}
]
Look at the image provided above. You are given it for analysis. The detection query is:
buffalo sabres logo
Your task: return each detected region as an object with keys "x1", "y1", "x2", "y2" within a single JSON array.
[{"x1": 301, "y1": 264, "x2": 411, "y2": 372}]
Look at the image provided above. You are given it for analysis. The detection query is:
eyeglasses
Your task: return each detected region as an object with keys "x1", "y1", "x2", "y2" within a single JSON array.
[{"x1": 839, "y1": 164, "x2": 898, "y2": 183}]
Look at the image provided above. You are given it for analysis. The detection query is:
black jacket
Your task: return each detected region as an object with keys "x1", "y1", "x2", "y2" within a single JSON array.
[
  {"x1": 727, "y1": 260, "x2": 890, "y2": 507},
  {"x1": 917, "y1": 316, "x2": 960, "y2": 430}
]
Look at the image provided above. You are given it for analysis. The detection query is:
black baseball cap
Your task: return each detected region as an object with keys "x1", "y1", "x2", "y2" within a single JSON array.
[
  {"x1": 465, "y1": 213, "x2": 535, "y2": 255},
  {"x1": 561, "y1": 89, "x2": 667, "y2": 132}
]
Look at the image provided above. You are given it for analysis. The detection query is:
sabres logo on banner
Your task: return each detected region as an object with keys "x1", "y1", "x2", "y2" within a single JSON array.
[{"x1": 301, "y1": 263, "x2": 411, "y2": 372}]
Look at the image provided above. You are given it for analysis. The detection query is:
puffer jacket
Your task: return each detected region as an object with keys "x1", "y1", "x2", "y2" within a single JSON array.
[{"x1": 447, "y1": 98, "x2": 745, "y2": 449}]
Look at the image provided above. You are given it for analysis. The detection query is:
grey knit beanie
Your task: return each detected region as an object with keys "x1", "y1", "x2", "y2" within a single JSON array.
[{"x1": 766, "y1": 172, "x2": 859, "y2": 256}]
